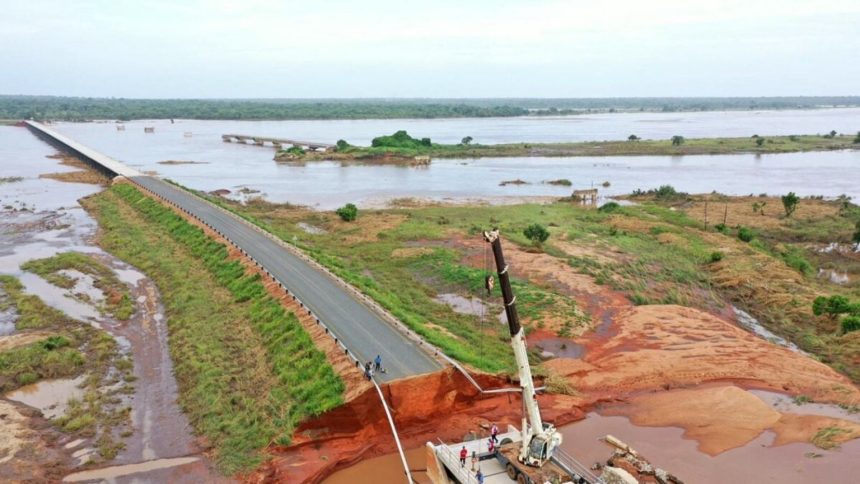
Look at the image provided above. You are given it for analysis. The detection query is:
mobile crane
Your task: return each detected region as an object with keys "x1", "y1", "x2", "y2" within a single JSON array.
[
  {"x1": 481, "y1": 229, "x2": 600, "y2": 484},
  {"x1": 483, "y1": 229, "x2": 564, "y2": 467}
]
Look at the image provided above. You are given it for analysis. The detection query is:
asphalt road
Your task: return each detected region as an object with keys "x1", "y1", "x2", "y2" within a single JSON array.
[{"x1": 131, "y1": 176, "x2": 442, "y2": 381}]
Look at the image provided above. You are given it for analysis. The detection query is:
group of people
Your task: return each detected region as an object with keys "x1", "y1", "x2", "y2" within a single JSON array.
[
  {"x1": 364, "y1": 354, "x2": 383, "y2": 380},
  {"x1": 456, "y1": 422, "x2": 499, "y2": 484}
]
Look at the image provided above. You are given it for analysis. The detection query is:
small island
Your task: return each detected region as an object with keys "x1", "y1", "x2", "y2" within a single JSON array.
[{"x1": 274, "y1": 130, "x2": 860, "y2": 164}]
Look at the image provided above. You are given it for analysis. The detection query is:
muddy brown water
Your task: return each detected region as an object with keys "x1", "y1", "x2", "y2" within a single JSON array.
[
  {"x1": 50, "y1": 111, "x2": 860, "y2": 209},
  {"x1": 323, "y1": 446, "x2": 431, "y2": 484},
  {"x1": 0, "y1": 126, "x2": 220, "y2": 480}
]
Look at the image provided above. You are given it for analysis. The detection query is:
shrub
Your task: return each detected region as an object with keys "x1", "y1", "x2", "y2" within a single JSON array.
[
  {"x1": 812, "y1": 295, "x2": 852, "y2": 319},
  {"x1": 523, "y1": 224, "x2": 550, "y2": 245},
  {"x1": 853, "y1": 221, "x2": 860, "y2": 245},
  {"x1": 461, "y1": 136, "x2": 473, "y2": 145},
  {"x1": 628, "y1": 134, "x2": 640, "y2": 141},
  {"x1": 755, "y1": 137, "x2": 765, "y2": 147},
  {"x1": 714, "y1": 223, "x2": 728, "y2": 234},
  {"x1": 789, "y1": 135, "x2": 800, "y2": 142},
  {"x1": 655, "y1": 185, "x2": 679, "y2": 199},
  {"x1": 782, "y1": 192, "x2": 800, "y2": 217},
  {"x1": 842, "y1": 316, "x2": 860, "y2": 333},
  {"x1": 709, "y1": 251, "x2": 724, "y2": 263},
  {"x1": 335, "y1": 203, "x2": 358, "y2": 222},
  {"x1": 371, "y1": 130, "x2": 431, "y2": 149},
  {"x1": 854, "y1": 131, "x2": 860, "y2": 144},
  {"x1": 335, "y1": 139, "x2": 350, "y2": 151},
  {"x1": 737, "y1": 227, "x2": 754, "y2": 242},
  {"x1": 598, "y1": 202, "x2": 621, "y2": 213},
  {"x1": 671, "y1": 135, "x2": 685, "y2": 146}
]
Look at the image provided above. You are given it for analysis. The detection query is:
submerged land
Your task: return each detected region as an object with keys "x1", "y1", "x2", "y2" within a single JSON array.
[
  {"x1": 3, "y1": 125, "x2": 860, "y2": 482},
  {"x1": 276, "y1": 130, "x2": 860, "y2": 163}
]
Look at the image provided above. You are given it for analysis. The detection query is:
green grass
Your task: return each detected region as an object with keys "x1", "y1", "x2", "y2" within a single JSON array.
[
  {"x1": 0, "y1": 274, "x2": 132, "y2": 460},
  {"x1": 83, "y1": 184, "x2": 343, "y2": 473},
  {"x1": 22, "y1": 252, "x2": 134, "y2": 320},
  {"x1": 280, "y1": 134, "x2": 860, "y2": 162}
]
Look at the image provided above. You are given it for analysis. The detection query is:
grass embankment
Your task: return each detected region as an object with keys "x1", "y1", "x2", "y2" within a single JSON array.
[
  {"x1": 22, "y1": 252, "x2": 134, "y2": 320},
  {"x1": 203, "y1": 187, "x2": 860, "y2": 383},
  {"x1": 277, "y1": 131, "x2": 860, "y2": 163},
  {"x1": 0, "y1": 275, "x2": 132, "y2": 460},
  {"x1": 82, "y1": 183, "x2": 343, "y2": 473}
]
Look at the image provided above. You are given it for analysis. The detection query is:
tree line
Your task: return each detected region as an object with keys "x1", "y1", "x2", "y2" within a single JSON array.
[{"x1": 3, "y1": 95, "x2": 860, "y2": 121}]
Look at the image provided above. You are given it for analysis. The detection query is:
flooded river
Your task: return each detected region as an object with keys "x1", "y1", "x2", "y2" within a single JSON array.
[{"x1": 50, "y1": 108, "x2": 860, "y2": 209}]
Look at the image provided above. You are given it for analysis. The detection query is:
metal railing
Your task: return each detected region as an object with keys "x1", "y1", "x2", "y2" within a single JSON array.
[{"x1": 435, "y1": 441, "x2": 479, "y2": 484}]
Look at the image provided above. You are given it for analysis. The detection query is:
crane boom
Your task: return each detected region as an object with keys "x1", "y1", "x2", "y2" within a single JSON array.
[{"x1": 483, "y1": 229, "x2": 562, "y2": 467}]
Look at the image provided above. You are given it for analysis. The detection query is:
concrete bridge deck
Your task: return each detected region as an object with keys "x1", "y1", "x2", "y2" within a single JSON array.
[
  {"x1": 24, "y1": 121, "x2": 441, "y2": 381},
  {"x1": 222, "y1": 133, "x2": 334, "y2": 150}
]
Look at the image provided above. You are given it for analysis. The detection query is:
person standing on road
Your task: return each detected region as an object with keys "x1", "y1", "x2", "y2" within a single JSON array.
[
  {"x1": 490, "y1": 422, "x2": 499, "y2": 443},
  {"x1": 364, "y1": 362, "x2": 373, "y2": 380},
  {"x1": 374, "y1": 354, "x2": 382, "y2": 372},
  {"x1": 476, "y1": 469, "x2": 484, "y2": 484},
  {"x1": 459, "y1": 446, "x2": 467, "y2": 467}
]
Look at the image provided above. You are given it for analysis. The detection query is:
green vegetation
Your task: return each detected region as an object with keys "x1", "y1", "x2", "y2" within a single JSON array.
[
  {"x1": 546, "y1": 179, "x2": 572, "y2": 186},
  {"x1": 83, "y1": 184, "x2": 342, "y2": 473},
  {"x1": 812, "y1": 295, "x2": 860, "y2": 334},
  {"x1": 336, "y1": 203, "x2": 358, "y2": 222},
  {"x1": 709, "y1": 251, "x2": 724, "y2": 263},
  {"x1": 854, "y1": 132, "x2": 860, "y2": 144},
  {"x1": 22, "y1": 252, "x2": 134, "y2": 320},
  {"x1": 737, "y1": 227, "x2": 755, "y2": 242},
  {"x1": 671, "y1": 135, "x2": 685, "y2": 146},
  {"x1": 280, "y1": 133, "x2": 860, "y2": 163},
  {"x1": 782, "y1": 192, "x2": 800, "y2": 217},
  {"x1": 5, "y1": 95, "x2": 860, "y2": 121},
  {"x1": 0, "y1": 275, "x2": 132, "y2": 460},
  {"x1": 196, "y1": 184, "x2": 860, "y2": 385},
  {"x1": 524, "y1": 224, "x2": 550, "y2": 245},
  {"x1": 0, "y1": 176, "x2": 24, "y2": 184}
]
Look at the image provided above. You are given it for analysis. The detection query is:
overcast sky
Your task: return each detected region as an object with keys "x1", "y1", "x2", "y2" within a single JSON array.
[{"x1": 2, "y1": 0, "x2": 858, "y2": 98}]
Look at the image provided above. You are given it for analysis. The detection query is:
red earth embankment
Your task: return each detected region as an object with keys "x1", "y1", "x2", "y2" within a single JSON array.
[{"x1": 250, "y1": 368, "x2": 584, "y2": 483}]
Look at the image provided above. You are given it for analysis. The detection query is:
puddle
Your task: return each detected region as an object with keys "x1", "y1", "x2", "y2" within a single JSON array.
[
  {"x1": 732, "y1": 306, "x2": 805, "y2": 354},
  {"x1": 18, "y1": 272, "x2": 101, "y2": 322},
  {"x1": 5, "y1": 375, "x2": 87, "y2": 419},
  {"x1": 297, "y1": 222, "x2": 326, "y2": 234},
  {"x1": 62, "y1": 456, "x2": 201, "y2": 482},
  {"x1": 818, "y1": 268, "x2": 850, "y2": 285},
  {"x1": 560, "y1": 412, "x2": 860, "y2": 484},
  {"x1": 60, "y1": 269, "x2": 107, "y2": 306},
  {"x1": 750, "y1": 390, "x2": 860, "y2": 423},
  {"x1": 435, "y1": 293, "x2": 489, "y2": 317},
  {"x1": 0, "y1": 289, "x2": 16, "y2": 335},
  {"x1": 323, "y1": 446, "x2": 430, "y2": 484},
  {"x1": 113, "y1": 267, "x2": 145, "y2": 285},
  {"x1": 533, "y1": 337, "x2": 586, "y2": 359}
]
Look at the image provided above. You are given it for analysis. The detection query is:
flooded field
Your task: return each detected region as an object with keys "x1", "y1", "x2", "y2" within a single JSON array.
[
  {"x1": 50, "y1": 109, "x2": 860, "y2": 209},
  {"x1": 0, "y1": 125, "x2": 218, "y2": 481}
]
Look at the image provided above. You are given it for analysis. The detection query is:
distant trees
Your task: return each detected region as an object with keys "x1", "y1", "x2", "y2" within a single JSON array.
[
  {"x1": 671, "y1": 135, "x2": 685, "y2": 146},
  {"x1": 853, "y1": 220, "x2": 860, "y2": 245},
  {"x1": 781, "y1": 192, "x2": 800, "y2": 217},
  {"x1": 335, "y1": 203, "x2": 358, "y2": 222},
  {"x1": 523, "y1": 224, "x2": 550, "y2": 245},
  {"x1": 628, "y1": 134, "x2": 640, "y2": 141},
  {"x1": 755, "y1": 137, "x2": 765, "y2": 147},
  {"x1": 461, "y1": 136, "x2": 473, "y2": 145},
  {"x1": 336, "y1": 139, "x2": 351, "y2": 151},
  {"x1": 371, "y1": 130, "x2": 432, "y2": 149},
  {"x1": 854, "y1": 131, "x2": 860, "y2": 144}
]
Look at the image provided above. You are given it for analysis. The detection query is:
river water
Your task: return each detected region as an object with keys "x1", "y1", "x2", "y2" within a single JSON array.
[{"x1": 49, "y1": 108, "x2": 860, "y2": 209}]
